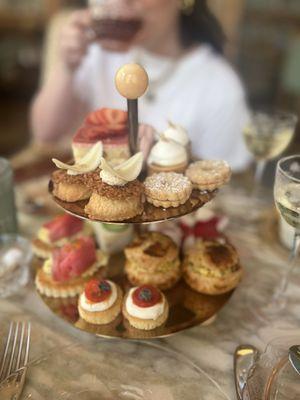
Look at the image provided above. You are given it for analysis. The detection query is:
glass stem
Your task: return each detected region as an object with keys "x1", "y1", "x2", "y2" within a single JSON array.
[
  {"x1": 273, "y1": 230, "x2": 300, "y2": 302},
  {"x1": 254, "y1": 160, "x2": 266, "y2": 185}
]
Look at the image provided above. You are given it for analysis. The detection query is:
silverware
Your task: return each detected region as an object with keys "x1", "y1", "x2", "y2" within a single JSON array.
[
  {"x1": 0, "y1": 321, "x2": 31, "y2": 399},
  {"x1": 289, "y1": 345, "x2": 300, "y2": 376},
  {"x1": 234, "y1": 344, "x2": 259, "y2": 400}
]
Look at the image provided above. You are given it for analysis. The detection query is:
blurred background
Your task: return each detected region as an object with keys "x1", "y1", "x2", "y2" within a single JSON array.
[{"x1": 0, "y1": 0, "x2": 299, "y2": 156}]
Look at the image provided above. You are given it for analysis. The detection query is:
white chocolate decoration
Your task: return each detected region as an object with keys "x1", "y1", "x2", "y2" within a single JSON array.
[
  {"x1": 125, "y1": 288, "x2": 165, "y2": 320},
  {"x1": 52, "y1": 142, "x2": 103, "y2": 176},
  {"x1": 162, "y1": 121, "x2": 189, "y2": 147},
  {"x1": 100, "y1": 152, "x2": 143, "y2": 186},
  {"x1": 148, "y1": 138, "x2": 187, "y2": 167},
  {"x1": 115, "y1": 64, "x2": 149, "y2": 99},
  {"x1": 79, "y1": 280, "x2": 117, "y2": 312}
]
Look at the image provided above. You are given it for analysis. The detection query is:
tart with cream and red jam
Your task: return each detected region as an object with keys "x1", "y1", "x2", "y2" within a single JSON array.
[
  {"x1": 78, "y1": 279, "x2": 123, "y2": 325},
  {"x1": 32, "y1": 214, "x2": 92, "y2": 259},
  {"x1": 72, "y1": 108, "x2": 130, "y2": 162},
  {"x1": 123, "y1": 285, "x2": 169, "y2": 330},
  {"x1": 35, "y1": 237, "x2": 108, "y2": 298}
]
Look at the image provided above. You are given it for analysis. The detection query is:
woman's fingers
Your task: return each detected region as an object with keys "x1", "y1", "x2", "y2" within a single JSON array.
[{"x1": 138, "y1": 124, "x2": 155, "y2": 160}]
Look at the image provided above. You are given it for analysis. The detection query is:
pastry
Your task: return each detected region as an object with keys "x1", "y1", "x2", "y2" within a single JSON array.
[
  {"x1": 124, "y1": 231, "x2": 181, "y2": 290},
  {"x1": 72, "y1": 108, "x2": 130, "y2": 162},
  {"x1": 51, "y1": 142, "x2": 103, "y2": 202},
  {"x1": 85, "y1": 153, "x2": 144, "y2": 221},
  {"x1": 183, "y1": 239, "x2": 242, "y2": 295},
  {"x1": 122, "y1": 285, "x2": 169, "y2": 330},
  {"x1": 35, "y1": 237, "x2": 109, "y2": 298},
  {"x1": 161, "y1": 121, "x2": 190, "y2": 148},
  {"x1": 78, "y1": 279, "x2": 122, "y2": 325},
  {"x1": 185, "y1": 160, "x2": 231, "y2": 192},
  {"x1": 144, "y1": 172, "x2": 192, "y2": 208},
  {"x1": 147, "y1": 138, "x2": 188, "y2": 175},
  {"x1": 32, "y1": 213, "x2": 92, "y2": 259}
]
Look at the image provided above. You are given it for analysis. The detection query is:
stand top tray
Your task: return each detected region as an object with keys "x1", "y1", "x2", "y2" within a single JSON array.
[{"x1": 49, "y1": 180, "x2": 217, "y2": 225}]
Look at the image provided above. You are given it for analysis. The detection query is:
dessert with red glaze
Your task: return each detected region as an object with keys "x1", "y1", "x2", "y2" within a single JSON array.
[
  {"x1": 35, "y1": 237, "x2": 109, "y2": 298},
  {"x1": 32, "y1": 213, "x2": 92, "y2": 259},
  {"x1": 123, "y1": 285, "x2": 169, "y2": 330},
  {"x1": 78, "y1": 278, "x2": 123, "y2": 324},
  {"x1": 72, "y1": 108, "x2": 130, "y2": 162}
]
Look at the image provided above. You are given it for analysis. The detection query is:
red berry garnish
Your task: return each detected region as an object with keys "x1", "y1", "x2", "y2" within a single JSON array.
[
  {"x1": 132, "y1": 285, "x2": 162, "y2": 308},
  {"x1": 85, "y1": 279, "x2": 112, "y2": 303}
]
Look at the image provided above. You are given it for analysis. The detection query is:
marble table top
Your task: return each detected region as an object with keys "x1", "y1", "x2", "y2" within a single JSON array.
[{"x1": 1, "y1": 181, "x2": 300, "y2": 399}]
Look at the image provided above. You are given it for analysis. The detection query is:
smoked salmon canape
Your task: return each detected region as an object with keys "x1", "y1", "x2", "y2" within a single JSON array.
[
  {"x1": 122, "y1": 285, "x2": 169, "y2": 330},
  {"x1": 78, "y1": 279, "x2": 123, "y2": 325},
  {"x1": 35, "y1": 237, "x2": 109, "y2": 298},
  {"x1": 32, "y1": 214, "x2": 92, "y2": 259}
]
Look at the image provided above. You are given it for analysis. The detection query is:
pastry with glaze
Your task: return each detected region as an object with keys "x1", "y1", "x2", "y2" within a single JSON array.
[
  {"x1": 122, "y1": 285, "x2": 169, "y2": 330},
  {"x1": 78, "y1": 279, "x2": 123, "y2": 325}
]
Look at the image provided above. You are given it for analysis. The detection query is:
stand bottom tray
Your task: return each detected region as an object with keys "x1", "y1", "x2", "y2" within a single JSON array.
[{"x1": 36, "y1": 253, "x2": 234, "y2": 339}]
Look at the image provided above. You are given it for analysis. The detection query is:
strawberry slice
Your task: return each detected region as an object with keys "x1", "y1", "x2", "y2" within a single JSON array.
[
  {"x1": 132, "y1": 285, "x2": 162, "y2": 308},
  {"x1": 52, "y1": 237, "x2": 96, "y2": 282},
  {"x1": 44, "y1": 214, "x2": 84, "y2": 242},
  {"x1": 85, "y1": 279, "x2": 112, "y2": 303}
]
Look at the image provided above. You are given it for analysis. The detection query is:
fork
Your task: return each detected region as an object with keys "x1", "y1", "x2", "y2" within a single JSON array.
[{"x1": 0, "y1": 322, "x2": 31, "y2": 384}]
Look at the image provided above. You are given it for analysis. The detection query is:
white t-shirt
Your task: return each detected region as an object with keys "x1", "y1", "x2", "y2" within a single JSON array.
[{"x1": 74, "y1": 44, "x2": 252, "y2": 171}]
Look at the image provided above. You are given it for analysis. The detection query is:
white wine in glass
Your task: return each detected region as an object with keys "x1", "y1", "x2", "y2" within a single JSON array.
[
  {"x1": 243, "y1": 111, "x2": 297, "y2": 184},
  {"x1": 271, "y1": 155, "x2": 300, "y2": 313}
]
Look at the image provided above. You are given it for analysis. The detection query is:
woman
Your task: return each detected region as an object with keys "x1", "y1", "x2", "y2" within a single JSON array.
[{"x1": 31, "y1": 0, "x2": 251, "y2": 171}]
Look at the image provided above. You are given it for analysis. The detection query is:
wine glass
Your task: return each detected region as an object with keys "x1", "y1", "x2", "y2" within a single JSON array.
[
  {"x1": 272, "y1": 155, "x2": 300, "y2": 306},
  {"x1": 243, "y1": 110, "x2": 298, "y2": 187}
]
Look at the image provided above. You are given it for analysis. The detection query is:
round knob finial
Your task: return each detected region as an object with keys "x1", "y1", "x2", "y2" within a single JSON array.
[{"x1": 115, "y1": 63, "x2": 149, "y2": 100}]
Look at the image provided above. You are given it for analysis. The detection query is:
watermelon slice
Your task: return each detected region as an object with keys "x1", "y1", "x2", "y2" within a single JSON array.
[
  {"x1": 44, "y1": 214, "x2": 84, "y2": 242},
  {"x1": 52, "y1": 237, "x2": 97, "y2": 282}
]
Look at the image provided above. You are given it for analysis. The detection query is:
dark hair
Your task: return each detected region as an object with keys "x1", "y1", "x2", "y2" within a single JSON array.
[{"x1": 180, "y1": 0, "x2": 226, "y2": 54}]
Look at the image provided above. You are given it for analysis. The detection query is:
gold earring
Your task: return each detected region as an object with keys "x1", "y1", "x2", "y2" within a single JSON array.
[{"x1": 180, "y1": 0, "x2": 195, "y2": 15}]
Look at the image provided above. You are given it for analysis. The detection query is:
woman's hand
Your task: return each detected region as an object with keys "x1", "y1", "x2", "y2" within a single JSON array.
[
  {"x1": 59, "y1": 10, "x2": 92, "y2": 71},
  {"x1": 138, "y1": 124, "x2": 155, "y2": 161}
]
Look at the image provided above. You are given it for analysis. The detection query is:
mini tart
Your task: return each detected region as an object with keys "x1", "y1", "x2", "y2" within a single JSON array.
[
  {"x1": 183, "y1": 240, "x2": 242, "y2": 295},
  {"x1": 35, "y1": 250, "x2": 108, "y2": 298},
  {"x1": 124, "y1": 232, "x2": 181, "y2": 290},
  {"x1": 78, "y1": 280, "x2": 123, "y2": 325},
  {"x1": 51, "y1": 170, "x2": 92, "y2": 202},
  {"x1": 144, "y1": 172, "x2": 192, "y2": 208},
  {"x1": 32, "y1": 221, "x2": 92, "y2": 259},
  {"x1": 84, "y1": 171, "x2": 144, "y2": 221},
  {"x1": 122, "y1": 286, "x2": 169, "y2": 330},
  {"x1": 185, "y1": 160, "x2": 231, "y2": 192},
  {"x1": 147, "y1": 161, "x2": 188, "y2": 175}
]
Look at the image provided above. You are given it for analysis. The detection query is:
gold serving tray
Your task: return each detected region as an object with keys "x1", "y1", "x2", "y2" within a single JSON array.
[
  {"x1": 48, "y1": 180, "x2": 216, "y2": 225},
  {"x1": 36, "y1": 253, "x2": 234, "y2": 340}
]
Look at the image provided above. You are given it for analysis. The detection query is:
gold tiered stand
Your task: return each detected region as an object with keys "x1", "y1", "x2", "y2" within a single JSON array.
[{"x1": 40, "y1": 64, "x2": 234, "y2": 339}]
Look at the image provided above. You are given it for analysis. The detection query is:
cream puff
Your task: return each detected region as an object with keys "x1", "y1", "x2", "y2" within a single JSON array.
[
  {"x1": 183, "y1": 239, "x2": 243, "y2": 295},
  {"x1": 32, "y1": 214, "x2": 92, "y2": 259},
  {"x1": 35, "y1": 237, "x2": 109, "y2": 298},
  {"x1": 78, "y1": 279, "x2": 122, "y2": 325},
  {"x1": 123, "y1": 285, "x2": 169, "y2": 330},
  {"x1": 124, "y1": 231, "x2": 181, "y2": 290}
]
